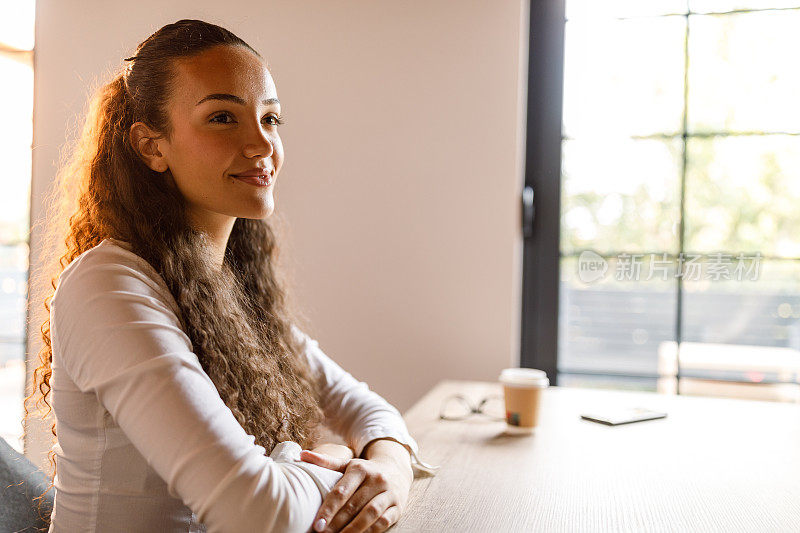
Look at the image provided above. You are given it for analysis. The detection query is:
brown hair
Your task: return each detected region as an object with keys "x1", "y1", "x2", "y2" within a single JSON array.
[{"x1": 24, "y1": 19, "x2": 324, "y2": 508}]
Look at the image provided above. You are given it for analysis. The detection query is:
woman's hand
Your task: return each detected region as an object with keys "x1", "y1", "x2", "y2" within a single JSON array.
[
  {"x1": 311, "y1": 443, "x2": 355, "y2": 462},
  {"x1": 300, "y1": 439, "x2": 413, "y2": 533}
]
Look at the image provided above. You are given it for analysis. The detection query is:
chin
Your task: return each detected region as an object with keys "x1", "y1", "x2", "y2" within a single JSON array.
[
  {"x1": 243, "y1": 205, "x2": 275, "y2": 220},
  {"x1": 231, "y1": 197, "x2": 275, "y2": 220}
]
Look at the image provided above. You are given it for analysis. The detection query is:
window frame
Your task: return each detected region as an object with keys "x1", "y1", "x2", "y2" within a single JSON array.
[
  {"x1": 521, "y1": 3, "x2": 800, "y2": 390},
  {"x1": 520, "y1": 0, "x2": 566, "y2": 383}
]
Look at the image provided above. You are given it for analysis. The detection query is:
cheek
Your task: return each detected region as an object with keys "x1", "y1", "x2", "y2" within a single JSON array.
[
  {"x1": 273, "y1": 137, "x2": 285, "y2": 170},
  {"x1": 175, "y1": 128, "x2": 237, "y2": 171},
  {"x1": 201, "y1": 133, "x2": 237, "y2": 163}
]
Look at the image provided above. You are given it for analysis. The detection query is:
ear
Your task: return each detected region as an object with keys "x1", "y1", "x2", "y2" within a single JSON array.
[{"x1": 129, "y1": 122, "x2": 169, "y2": 172}]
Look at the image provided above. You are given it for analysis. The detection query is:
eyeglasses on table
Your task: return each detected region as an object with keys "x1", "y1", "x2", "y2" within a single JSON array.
[{"x1": 438, "y1": 393, "x2": 505, "y2": 421}]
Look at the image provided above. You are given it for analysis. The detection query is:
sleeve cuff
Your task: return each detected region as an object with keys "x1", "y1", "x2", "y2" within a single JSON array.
[
  {"x1": 353, "y1": 428, "x2": 440, "y2": 476},
  {"x1": 270, "y1": 441, "x2": 344, "y2": 496}
]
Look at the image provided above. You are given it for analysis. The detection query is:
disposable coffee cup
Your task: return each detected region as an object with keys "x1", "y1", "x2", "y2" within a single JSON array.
[{"x1": 499, "y1": 368, "x2": 549, "y2": 433}]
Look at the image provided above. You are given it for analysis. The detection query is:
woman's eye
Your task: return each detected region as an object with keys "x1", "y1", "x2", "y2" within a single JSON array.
[
  {"x1": 263, "y1": 114, "x2": 284, "y2": 126},
  {"x1": 210, "y1": 112, "x2": 235, "y2": 124}
]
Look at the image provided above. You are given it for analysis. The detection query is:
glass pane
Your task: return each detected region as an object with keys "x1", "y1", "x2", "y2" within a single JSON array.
[
  {"x1": 0, "y1": 0, "x2": 35, "y2": 50},
  {"x1": 558, "y1": 372, "x2": 658, "y2": 392},
  {"x1": 683, "y1": 260, "x2": 800, "y2": 345},
  {"x1": 0, "y1": 346, "x2": 25, "y2": 452},
  {"x1": 563, "y1": 17, "x2": 686, "y2": 138},
  {"x1": 0, "y1": 243, "x2": 28, "y2": 347},
  {"x1": 0, "y1": 2, "x2": 32, "y2": 457},
  {"x1": 559, "y1": 256, "x2": 678, "y2": 378},
  {"x1": 567, "y1": 0, "x2": 688, "y2": 19},
  {"x1": 685, "y1": 136, "x2": 800, "y2": 257},
  {"x1": 0, "y1": 52, "x2": 33, "y2": 243},
  {"x1": 561, "y1": 138, "x2": 682, "y2": 256},
  {"x1": 691, "y1": 1, "x2": 800, "y2": 13},
  {"x1": 688, "y1": 11, "x2": 800, "y2": 134},
  {"x1": 673, "y1": 259, "x2": 800, "y2": 400}
]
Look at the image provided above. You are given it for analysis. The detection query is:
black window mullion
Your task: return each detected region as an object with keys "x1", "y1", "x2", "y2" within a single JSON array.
[
  {"x1": 674, "y1": 12, "x2": 692, "y2": 395},
  {"x1": 520, "y1": 0, "x2": 566, "y2": 383}
]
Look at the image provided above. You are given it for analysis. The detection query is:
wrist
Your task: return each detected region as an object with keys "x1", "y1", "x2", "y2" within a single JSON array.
[{"x1": 363, "y1": 438, "x2": 413, "y2": 476}]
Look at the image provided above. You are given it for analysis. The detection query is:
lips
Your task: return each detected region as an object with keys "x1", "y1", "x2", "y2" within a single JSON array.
[
  {"x1": 233, "y1": 168, "x2": 271, "y2": 178},
  {"x1": 231, "y1": 168, "x2": 273, "y2": 187}
]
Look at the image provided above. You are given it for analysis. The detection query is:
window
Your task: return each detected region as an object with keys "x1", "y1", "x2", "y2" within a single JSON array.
[
  {"x1": 0, "y1": 0, "x2": 35, "y2": 452},
  {"x1": 523, "y1": 1, "x2": 800, "y2": 402}
]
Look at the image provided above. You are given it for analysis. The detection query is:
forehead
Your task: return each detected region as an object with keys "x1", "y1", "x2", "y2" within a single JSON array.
[{"x1": 171, "y1": 45, "x2": 276, "y2": 104}]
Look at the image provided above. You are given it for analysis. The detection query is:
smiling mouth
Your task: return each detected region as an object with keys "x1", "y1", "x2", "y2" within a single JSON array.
[{"x1": 232, "y1": 173, "x2": 273, "y2": 186}]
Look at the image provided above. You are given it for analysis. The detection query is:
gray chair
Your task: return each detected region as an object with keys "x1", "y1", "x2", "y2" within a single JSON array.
[{"x1": 0, "y1": 437, "x2": 53, "y2": 532}]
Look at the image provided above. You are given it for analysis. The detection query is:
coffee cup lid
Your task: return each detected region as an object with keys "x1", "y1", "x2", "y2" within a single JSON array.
[{"x1": 499, "y1": 368, "x2": 549, "y2": 388}]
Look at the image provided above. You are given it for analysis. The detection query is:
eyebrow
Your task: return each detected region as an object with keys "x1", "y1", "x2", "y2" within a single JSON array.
[{"x1": 196, "y1": 94, "x2": 280, "y2": 107}]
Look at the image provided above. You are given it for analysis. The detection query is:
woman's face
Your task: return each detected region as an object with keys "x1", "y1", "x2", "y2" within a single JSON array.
[{"x1": 158, "y1": 45, "x2": 284, "y2": 227}]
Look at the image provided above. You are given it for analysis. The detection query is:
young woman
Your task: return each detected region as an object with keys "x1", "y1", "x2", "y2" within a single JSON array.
[{"x1": 25, "y1": 19, "x2": 434, "y2": 533}]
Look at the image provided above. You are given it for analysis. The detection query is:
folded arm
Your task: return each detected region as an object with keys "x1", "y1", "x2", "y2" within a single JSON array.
[
  {"x1": 51, "y1": 247, "x2": 343, "y2": 533},
  {"x1": 290, "y1": 326, "x2": 421, "y2": 464}
]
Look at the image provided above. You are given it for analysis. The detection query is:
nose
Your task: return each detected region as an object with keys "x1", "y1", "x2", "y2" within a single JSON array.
[{"x1": 242, "y1": 124, "x2": 274, "y2": 159}]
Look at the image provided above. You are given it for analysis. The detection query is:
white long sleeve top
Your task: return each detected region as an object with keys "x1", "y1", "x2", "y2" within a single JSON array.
[{"x1": 47, "y1": 238, "x2": 424, "y2": 533}]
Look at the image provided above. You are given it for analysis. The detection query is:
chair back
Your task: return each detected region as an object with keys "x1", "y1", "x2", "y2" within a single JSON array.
[{"x1": 0, "y1": 437, "x2": 53, "y2": 532}]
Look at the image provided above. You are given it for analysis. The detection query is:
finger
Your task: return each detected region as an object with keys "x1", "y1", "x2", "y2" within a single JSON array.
[
  {"x1": 327, "y1": 485, "x2": 385, "y2": 533},
  {"x1": 365, "y1": 506, "x2": 400, "y2": 533},
  {"x1": 300, "y1": 450, "x2": 349, "y2": 472},
  {"x1": 313, "y1": 465, "x2": 368, "y2": 532},
  {"x1": 339, "y1": 493, "x2": 393, "y2": 533}
]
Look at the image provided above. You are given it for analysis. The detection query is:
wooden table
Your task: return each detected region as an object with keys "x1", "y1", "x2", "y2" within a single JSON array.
[{"x1": 394, "y1": 380, "x2": 800, "y2": 532}]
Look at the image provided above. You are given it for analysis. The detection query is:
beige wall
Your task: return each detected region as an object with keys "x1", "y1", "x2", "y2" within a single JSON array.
[{"x1": 26, "y1": 0, "x2": 528, "y2": 464}]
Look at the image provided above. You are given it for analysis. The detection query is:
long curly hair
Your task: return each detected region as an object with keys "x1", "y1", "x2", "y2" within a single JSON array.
[{"x1": 24, "y1": 19, "x2": 325, "y2": 496}]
